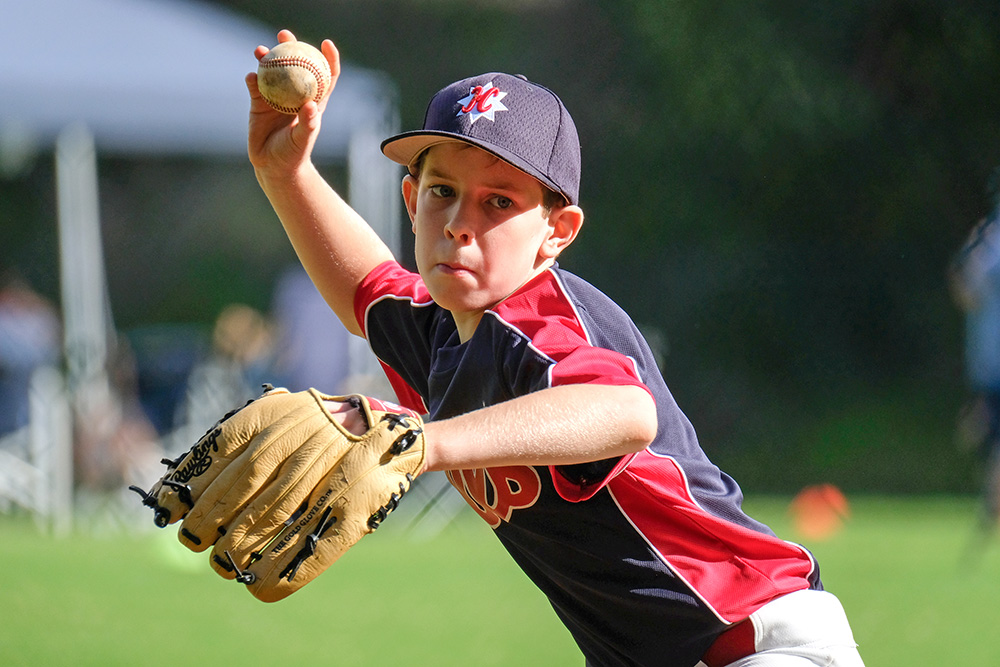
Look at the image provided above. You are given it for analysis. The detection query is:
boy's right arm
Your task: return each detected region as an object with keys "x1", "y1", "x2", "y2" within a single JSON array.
[{"x1": 246, "y1": 32, "x2": 394, "y2": 337}]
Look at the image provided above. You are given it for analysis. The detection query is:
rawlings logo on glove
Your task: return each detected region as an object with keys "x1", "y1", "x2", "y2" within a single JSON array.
[{"x1": 130, "y1": 386, "x2": 426, "y2": 602}]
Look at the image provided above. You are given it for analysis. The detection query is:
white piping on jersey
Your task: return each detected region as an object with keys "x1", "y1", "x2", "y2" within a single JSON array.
[
  {"x1": 607, "y1": 450, "x2": 819, "y2": 624},
  {"x1": 533, "y1": 268, "x2": 646, "y2": 386},
  {"x1": 548, "y1": 269, "x2": 646, "y2": 384},
  {"x1": 606, "y1": 454, "x2": 732, "y2": 624},
  {"x1": 548, "y1": 267, "x2": 594, "y2": 343},
  {"x1": 635, "y1": 450, "x2": 820, "y2": 585},
  {"x1": 622, "y1": 355, "x2": 644, "y2": 385},
  {"x1": 362, "y1": 292, "x2": 435, "y2": 338}
]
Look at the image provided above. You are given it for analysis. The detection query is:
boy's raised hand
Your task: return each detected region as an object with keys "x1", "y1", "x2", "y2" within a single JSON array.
[{"x1": 245, "y1": 30, "x2": 341, "y2": 174}]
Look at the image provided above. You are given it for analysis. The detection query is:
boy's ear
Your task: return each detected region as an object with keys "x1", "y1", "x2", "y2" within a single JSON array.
[
  {"x1": 540, "y1": 205, "x2": 584, "y2": 260},
  {"x1": 401, "y1": 174, "x2": 419, "y2": 229}
]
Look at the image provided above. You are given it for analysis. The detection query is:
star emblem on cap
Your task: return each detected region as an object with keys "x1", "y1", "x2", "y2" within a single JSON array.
[{"x1": 456, "y1": 82, "x2": 509, "y2": 124}]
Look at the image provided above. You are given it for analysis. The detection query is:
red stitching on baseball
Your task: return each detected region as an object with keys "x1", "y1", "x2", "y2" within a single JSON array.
[{"x1": 260, "y1": 55, "x2": 328, "y2": 103}]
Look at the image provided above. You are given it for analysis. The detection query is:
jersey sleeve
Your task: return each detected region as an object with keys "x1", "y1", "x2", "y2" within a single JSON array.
[
  {"x1": 546, "y1": 337, "x2": 652, "y2": 501},
  {"x1": 353, "y1": 260, "x2": 436, "y2": 414},
  {"x1": 490, "y1": 270, "x2": 656, "y2": 502},
  {"x1": 545, "y1": 339, "x2": 659, "y2": 501},
  {"x1": 493, "y1": 270, "x2": 654, "y2": 394}
]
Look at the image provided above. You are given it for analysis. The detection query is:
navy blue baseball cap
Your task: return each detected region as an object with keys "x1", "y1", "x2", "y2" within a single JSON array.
[{"x1": 381, "y1": 72, "x2": 581, "y2": 205}]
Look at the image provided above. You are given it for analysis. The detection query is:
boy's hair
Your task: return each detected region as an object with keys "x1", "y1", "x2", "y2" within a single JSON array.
[
  {"x1": 408, "y1": 147, "x2": 568, "y2": 213},
  {"x1": 381, "y1": 72, "x2": 581, "y2": 206}
]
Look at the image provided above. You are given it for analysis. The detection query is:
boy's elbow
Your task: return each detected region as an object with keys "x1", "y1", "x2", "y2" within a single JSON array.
[{"x1": 622, "y1": 385, "x2": 658, "y2": 450}]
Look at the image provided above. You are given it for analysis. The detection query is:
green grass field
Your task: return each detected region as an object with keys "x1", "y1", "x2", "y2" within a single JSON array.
[{"x1": 2, "y1": 495, "x2": 999, "y2": 665}]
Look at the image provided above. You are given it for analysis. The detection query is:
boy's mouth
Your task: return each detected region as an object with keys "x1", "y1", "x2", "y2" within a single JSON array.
[{"x1": 437, "y1": 262, "x2": 474, "y2": 276}]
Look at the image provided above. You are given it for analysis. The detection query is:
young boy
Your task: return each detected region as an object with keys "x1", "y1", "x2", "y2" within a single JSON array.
[{"x1": 247, "y1": 30, "x2": 864, "y2": 667}]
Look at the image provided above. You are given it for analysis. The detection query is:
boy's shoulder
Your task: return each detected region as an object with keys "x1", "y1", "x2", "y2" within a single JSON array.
[
  {"x1": 542, "y1": 265, "x2": 636, "y2": 322},
  {"x1": 489, "y1": 265, "x2": 640, "y2": 345}
]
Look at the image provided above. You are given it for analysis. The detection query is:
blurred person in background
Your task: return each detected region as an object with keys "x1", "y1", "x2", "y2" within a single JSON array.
[
  {"x1": 173, "y1": 303, "x2": 275, "y2": 448},
  {"x1": 269, "y1": 265, "x2": 350, "y2": 393},
  {"x1": 74, "y1": 339, "x2": 162, "y2": 496},
  {"x1": 0, "y1": 268, "x2": 60, "y2": 438},
  {"x1": 949, "y1": 166, "x2": 1000, "y2": 537}
]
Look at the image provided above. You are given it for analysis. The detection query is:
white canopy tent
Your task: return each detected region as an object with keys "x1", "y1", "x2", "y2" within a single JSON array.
[
  {"x1": 0, "y1": 0, "x2": 401, "y2": 529},
  {"x1": 2, "y1": 0, "x2": 398, "y2": 159}
]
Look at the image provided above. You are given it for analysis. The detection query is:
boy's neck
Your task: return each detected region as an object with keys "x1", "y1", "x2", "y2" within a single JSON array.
[
  {"x1": 449, "y1": 260, "x2": 556, "y2": 343},
  {"x1": 452, "y1": 311, "x2": 484, "y2": 343}
]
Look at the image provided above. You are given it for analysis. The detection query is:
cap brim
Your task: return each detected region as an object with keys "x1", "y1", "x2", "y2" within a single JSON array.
[
  {"x1": 380, "y1": 131, "x2": 468, "y2": 170},
  {"x1": 381, "y1": 130, "x2": 569, "y2": 204}
]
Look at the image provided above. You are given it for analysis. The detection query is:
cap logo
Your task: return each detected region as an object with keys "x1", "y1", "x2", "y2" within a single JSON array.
[{"x1": 456, "y1": 83, "x2": 508, "y2": 124}]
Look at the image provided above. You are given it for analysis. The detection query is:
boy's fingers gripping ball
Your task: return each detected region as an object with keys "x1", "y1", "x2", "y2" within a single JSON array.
[{"x1": 256, "y1": 40, "x2": 332, "y2": 114}]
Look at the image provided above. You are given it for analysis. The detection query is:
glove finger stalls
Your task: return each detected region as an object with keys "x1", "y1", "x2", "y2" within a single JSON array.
[
  {"x1": 247, "y1": 486, "x2": 358, "y2": 603},
  {"x1": 208, "y1": 491, "x2": 324, "y2": 584},
  {"x1": 137, "y1": 387, "x2": 291, "y2": 527},
  {"x1": 150, "y1": 423, "x2": 244, "y2": 527},
  {"x1": 206, "y1": 432, "x2": 351, "y2": 571},
  {"x1": 178, "y1": 402, "x2": 339, "y2": 550}
]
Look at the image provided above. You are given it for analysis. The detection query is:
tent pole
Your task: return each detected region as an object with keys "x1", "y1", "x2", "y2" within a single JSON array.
[
  {"x1": 55, "y1": 124, "x2": 116, "y2": 508},
  {"x1": 56, "y1": 124, "x2": 113, "y2": 402}
]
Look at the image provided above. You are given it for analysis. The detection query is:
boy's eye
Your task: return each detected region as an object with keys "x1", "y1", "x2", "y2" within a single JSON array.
[
  {"x1": 429, "y1": 184, "x2": 454, "y2": 198},
  {"x1": 490, "y1": 195, "x2": 513, "y2": 210}
]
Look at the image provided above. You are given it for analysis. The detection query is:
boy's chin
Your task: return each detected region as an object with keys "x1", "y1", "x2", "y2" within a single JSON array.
[
  {"x1": 433, "y1": 295, "x2": 491, "y2": 316},
  {"x1": 426, "y1": 287, "x2": 494, "y2": 318}
]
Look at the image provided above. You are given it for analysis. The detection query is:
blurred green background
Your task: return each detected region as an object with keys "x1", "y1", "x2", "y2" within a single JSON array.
[
  {"x1": 4, "y1": 3, "x2": 1000, "y2": 665},
  {"x1": 4, "y1": 0, "x2": 1000, "y2": 495}
]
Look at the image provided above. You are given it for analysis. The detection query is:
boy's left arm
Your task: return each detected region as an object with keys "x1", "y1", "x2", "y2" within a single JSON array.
[{"x1": 421, "y1": 384, "x2": 657, "y2": 472}]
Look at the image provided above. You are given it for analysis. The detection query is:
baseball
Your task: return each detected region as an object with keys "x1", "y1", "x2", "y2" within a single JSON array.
[{"x1": 256, "y1": 40, "x2": 332, "y2": 114}]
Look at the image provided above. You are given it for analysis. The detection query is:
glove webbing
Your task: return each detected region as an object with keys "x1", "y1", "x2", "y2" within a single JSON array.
[{"x1": 126, "y1": 387, "x2": 273, "y2": 527}]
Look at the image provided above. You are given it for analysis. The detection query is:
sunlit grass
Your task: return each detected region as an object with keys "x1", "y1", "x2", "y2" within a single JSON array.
[{"x1": 3, "y1": 495, "x2": 999, "y2": 665}]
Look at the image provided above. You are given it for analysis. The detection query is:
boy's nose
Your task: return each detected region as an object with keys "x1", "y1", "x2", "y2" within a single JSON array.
[
  {"x1": 444, "y1": 221, "x2": 472, "y2": 243},
  {"x1": 444, "y1": 205, "x2": 476, "y2": 244}
]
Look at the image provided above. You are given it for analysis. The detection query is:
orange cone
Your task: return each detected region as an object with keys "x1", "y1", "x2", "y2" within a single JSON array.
[{"x1": 789, "y1": 484, "x2": 850, "y2": 541}]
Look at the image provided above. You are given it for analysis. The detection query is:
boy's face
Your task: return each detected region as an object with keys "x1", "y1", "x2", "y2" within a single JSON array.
[{"x1": 402, "y1": 142, "x2": 581, "y2": 338}]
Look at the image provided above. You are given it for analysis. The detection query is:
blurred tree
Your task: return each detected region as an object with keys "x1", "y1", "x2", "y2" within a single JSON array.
[{"x1": 6, "y1": 0, "x2": 988, "y2": 490}]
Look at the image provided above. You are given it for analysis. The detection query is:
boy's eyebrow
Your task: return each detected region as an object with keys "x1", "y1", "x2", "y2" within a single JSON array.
[
  {"x1": 423, "y1": 165, "x2": 530, "y2": 195},
  {"x1": 422, "y1": 165, "x2": 451, "y2": 180}
]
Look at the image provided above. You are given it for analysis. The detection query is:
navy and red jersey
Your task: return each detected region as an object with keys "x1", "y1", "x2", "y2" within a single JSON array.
[{"x1": 354, "y1": 260, "x2": 821, "y2": 667}]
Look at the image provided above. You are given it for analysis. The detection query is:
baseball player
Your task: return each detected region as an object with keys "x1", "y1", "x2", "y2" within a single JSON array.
[
  {"x1": 142, "y1": 30, "x2": 866, "y2": 666},
  {"x1": 950, "y1": 187, "x2": 1000, "y2": 540}
]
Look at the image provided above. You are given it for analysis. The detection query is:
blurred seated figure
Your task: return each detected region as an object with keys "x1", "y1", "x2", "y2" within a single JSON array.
[
  {"x1": 0, "y1": 270, "x2": 60, "y2": 438},
  {"x1": 172, "y1": 304, "x2": 275, "y2": 451}
]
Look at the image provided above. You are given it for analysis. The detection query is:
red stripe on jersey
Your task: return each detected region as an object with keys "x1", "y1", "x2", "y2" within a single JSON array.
[
  {"x1": 608, "y1": 450, "x2": 816, "y2": 622},
  {"x1": 492, "y1": 269, "x2": 650, "y2": 392},
  {"x1": 374, "y1": 360, "x2": 428, "y2": 415}
]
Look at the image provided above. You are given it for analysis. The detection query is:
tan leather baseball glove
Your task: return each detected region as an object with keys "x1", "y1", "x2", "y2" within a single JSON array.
[{"x1": 130, "y1": 386, "x2": 426, "y2": 602}]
